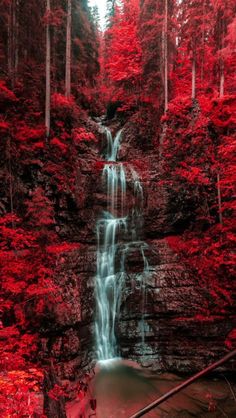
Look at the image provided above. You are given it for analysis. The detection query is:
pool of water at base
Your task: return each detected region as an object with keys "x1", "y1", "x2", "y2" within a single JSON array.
[{"x1": 66, "y1": 359, "x2": 236, "y2": 418}]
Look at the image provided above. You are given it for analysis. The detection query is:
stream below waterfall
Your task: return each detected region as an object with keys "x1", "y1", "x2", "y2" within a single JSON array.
[
  {"x1": 66, "y1": 360, "x2": 236, "y2": 418},
  {"x1": 95, "y1": 127, "x2": 149, "y2": 361}
]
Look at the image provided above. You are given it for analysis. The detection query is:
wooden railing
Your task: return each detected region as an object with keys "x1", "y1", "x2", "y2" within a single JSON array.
[{"x1": 129, "y1": 349, "x2": 236, "y2": 418}]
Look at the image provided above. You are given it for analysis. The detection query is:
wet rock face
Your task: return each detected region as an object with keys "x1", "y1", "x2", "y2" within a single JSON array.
[
  {"x1": 37, "y1": 138, "x2": 100, "y2": 379},
  {"x1": 40, "y1": 120, "x2": 234, "y2": 381},
  {"x1": 38, "y1": 246, "x2": 97, "y2": 379},
  {"x1": 118, "y1": 239, "x2": 234, "y2": 372}
]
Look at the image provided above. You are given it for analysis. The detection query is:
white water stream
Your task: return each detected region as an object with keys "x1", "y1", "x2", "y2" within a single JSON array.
[{"x1": 95, "y1": 127, "x2": 149, "y2": 361}]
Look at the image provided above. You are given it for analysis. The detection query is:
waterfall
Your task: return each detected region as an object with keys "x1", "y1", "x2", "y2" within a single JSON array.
[{"x1": 95, "y1": 128, "x2": 149, "y2": 362}]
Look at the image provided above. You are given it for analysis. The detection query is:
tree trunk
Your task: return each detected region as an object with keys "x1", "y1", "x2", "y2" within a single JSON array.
[
  {"x1": 164, "y1": 0, "x2": 168, "y2": 113},
  {"x1": 65, "y1": 0, "x2": 72, "y2": 98},
  {"x1": 191, "y1": 52, "x2": 196, "y2": 100},
  {"x1": 7, "y1": 139, "x2": 14, "y2": 228},
  {"x1": 7, "y1": 0, "x2": 19, "y2": 87},
  {"x1": 217, "y1": 172, "x2": 223, "y2": 225},
  {"x1": 8, "y1": 2, "x2": 12, "y2": 76},
  {"x1": 45, "y1": 0, "x2": 51, "y2": 138},
  {"x1": 219, "y1": 19, "x2": 225, "y2": 98},
  {"x1": 217, "y1": 19, "x2": 224, "y2": 225},
  {"x1": 219, "y1": 59, "x2": 224, "y2": 97},
  {"x1": 14, "y1": 0, "x2": 19, "y2": 79},
  {"x1": 159, "y1": 0, "x2": 168, "y2": 158},
  {"x1": 200, "y1": 0, "x2": 205, "y2": 84},
  {"x1": 12, "y1": 0, "x2": 16, "y2": 86}
]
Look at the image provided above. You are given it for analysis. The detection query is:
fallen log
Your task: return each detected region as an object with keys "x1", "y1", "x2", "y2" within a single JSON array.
[{"x1": 129, "y1": 348, "x2": 236, "y2": 418}]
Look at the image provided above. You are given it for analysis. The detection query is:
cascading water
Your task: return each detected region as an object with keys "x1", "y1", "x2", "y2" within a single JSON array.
[{"x1": 95, "y1": 127, "x2": 149, "y2": 362}]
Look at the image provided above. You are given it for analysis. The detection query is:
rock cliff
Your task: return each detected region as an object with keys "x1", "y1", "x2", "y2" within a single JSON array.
[{"x1": 37, "y1": 119, "x2": 235, "y2": 383}]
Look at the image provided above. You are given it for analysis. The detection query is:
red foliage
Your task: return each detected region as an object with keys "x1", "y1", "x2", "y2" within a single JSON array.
[
  {"x1": 0, "y1": 1, "x2": 100, "y2": 414},
  {"x1": 103, "y1": 0, "x2": 142, "y2": 110},
  {"x1": 0, "y1": 0, "x2": 235, "y2": 413},
  {"x1": 94, "y1": 161, "x2": 106, "y2": 172},
  {"x1": 72, "y1": 127, "x2": 97, "y2": 144},
  {"x1": 47, "y1": 242, "x2": 81, "y2": 254},
  {"x1": 52, "y1": 93, "x2": 75, "y2": 109},
  {"x1": 50, "y1": 137, "x2": 68, "y2": 154},
  {"x1": 167, "y1": 224, "x2": 235, "y2": 317},
  {"x1": 132, "y1": 159, "x2": 148, "y2": 172},
  {"x1": 48, "y1": 384, "x2": 66, "y2": 401},
  {"x1": 175, "y1": 166, "x2": 210, "y2": 186},
  {"x1": 15, "y1": 123, "x2": 45, "y2": 143},
  {"x1": 0, "y1": 368, "x2": 44, "y2": 418},
  {"x1": 0, "y1": 81, "x2": 17, "y2": 104},
  {"x1": 0, "y1": 120, "x2": 10, "y2": 132},
  {"x1": 26, "y1": 187, "x2": 55, "y2": 229},
  {"x1": 225, "y1": 329, "x2": 236, "y2": 349}
]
